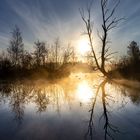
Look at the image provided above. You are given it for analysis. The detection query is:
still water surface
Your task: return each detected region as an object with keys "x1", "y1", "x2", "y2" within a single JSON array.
[{"x1": 0, "y1": 73, "x2": 140, "y2": 140}]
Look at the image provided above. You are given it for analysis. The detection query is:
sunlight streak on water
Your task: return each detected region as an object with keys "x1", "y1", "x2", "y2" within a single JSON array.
[{"x1": 76, "y1": 80, "x2": 94, "y2": 103}]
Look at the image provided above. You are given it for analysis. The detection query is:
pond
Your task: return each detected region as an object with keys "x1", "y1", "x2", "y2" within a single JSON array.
[{"x1": 0, "y1": 73, "x2": 140, "y2": 140}]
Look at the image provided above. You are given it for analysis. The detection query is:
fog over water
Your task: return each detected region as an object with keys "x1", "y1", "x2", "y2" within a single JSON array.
[{"x1": 0, "y1": 73, "x2": 140, "y2": 140}]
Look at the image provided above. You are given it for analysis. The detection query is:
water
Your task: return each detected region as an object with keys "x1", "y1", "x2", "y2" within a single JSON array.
[{"x1": 0, "y1": 73, "x2": 140, "y2": 140}]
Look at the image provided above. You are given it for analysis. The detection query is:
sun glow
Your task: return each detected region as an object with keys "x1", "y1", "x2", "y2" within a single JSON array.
[
  {"x1": 76, "y1": 80, "x2": 93, "y2": 103},
  {"x1": 77, "y1": 38, "x2": 91, "y2": 55}
]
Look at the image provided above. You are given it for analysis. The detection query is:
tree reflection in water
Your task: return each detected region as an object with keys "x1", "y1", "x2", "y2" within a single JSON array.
[
  {"x1": 84, "y1": 79, "x2": 130, "y2": 140},
  {"x1": 0, "y1": 82, "x2": 73, "y2": 124},
  {"x1": 0, "y1": 77, "x2": 140, "y2": 140}
]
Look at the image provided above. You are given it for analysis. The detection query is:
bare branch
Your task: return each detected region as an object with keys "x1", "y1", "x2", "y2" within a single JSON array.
[
  {"x1": 106, "y1": 52, "x2": 118, "y2": 57},
  {"x1": 80, "y1": 2, "x2": 101, "y2": 70},
  {"x1": 97, "y1": 29, "x2": 103, "y2": 41},
  {"x1": 105, "y1": 0, "x2": 120, "y2": 23}
]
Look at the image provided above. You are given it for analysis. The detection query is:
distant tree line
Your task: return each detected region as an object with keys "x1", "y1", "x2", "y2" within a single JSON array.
[
  {"x1": 109, "y1": 41, "x2": 140, "y2": 80},
  {"x1": 0, "y1": 26, "x2": 77, "y2": 79},
  {"x1": 0, "y1": 26, "x2": 139, "y2": 80}
]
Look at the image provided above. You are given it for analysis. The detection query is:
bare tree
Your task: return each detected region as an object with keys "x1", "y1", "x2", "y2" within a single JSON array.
[
  {"x1": 54, "y1": 38, "x2": 61, "y2": 68},
  {"x1": 80, "y1": 0, "x2": 123, "y2": 75},
  {"x1": 71, "y1": 46, "x2": 77, "y2": 65},
  {"x1": 7, "y1": 26, "x2": 24, "y2": 67},
  {"x1": 34, "y1": 40, "x2": 48, "y2": 66},
  {"x1": 46, "y1": 38, "x2": 62, "y2": 70},
  {"x1": 80, "y1": 2, "x2": 100, "y2": 71},
  {"x1": 63, "y1": 43, "x2": 74, "y2": 64}
]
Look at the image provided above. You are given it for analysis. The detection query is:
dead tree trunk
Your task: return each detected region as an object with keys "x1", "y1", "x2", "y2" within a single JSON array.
[{"x1": 80, "y1": 0, "x2": 123, "y2": 76}]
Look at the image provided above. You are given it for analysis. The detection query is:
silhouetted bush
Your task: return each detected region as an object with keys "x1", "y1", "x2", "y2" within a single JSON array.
[{"x1": 109, "y1": 41, "x2": 140, "y2": 80}]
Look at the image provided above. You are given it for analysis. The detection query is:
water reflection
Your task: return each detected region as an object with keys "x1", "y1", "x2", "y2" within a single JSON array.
[
  {"x1": 76, "y1": 80, "x2": 93, "y2": 103},
  {"x1": 85, "y1": 80, "x2": 121, "y2": 140},
  {"x1": 0, "y1": 75, "x2": 140, "y2": 140}
]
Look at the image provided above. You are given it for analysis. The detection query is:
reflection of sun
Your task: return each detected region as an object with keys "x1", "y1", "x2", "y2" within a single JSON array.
[
  {"x1": 77, "y1": 38, "x2": 90, "y2": 55},
  {"x1": 76, "y1": 81, "x2": 93, "y2": 103}
]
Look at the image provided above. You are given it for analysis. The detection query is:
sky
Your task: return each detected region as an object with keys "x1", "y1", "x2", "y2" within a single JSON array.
[{"x1": 0, "y1": 0, "x2": 140, "y2": 56}]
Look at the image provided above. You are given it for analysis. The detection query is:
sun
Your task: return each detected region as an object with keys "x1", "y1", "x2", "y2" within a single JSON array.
[{"x1": 77, "y1": 37, "x2": 91, "y2": 55}]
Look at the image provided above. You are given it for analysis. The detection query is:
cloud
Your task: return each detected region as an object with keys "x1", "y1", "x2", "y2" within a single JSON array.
[
  {"x1": 5, "y1": 0, "x2": 83, "y2": 46},
  {"x1": 0, "y1": 0, "x2": 140, "y2": 55},
  {"x1": 0, "y1": 35, "x2": 9, "y2": 50}
]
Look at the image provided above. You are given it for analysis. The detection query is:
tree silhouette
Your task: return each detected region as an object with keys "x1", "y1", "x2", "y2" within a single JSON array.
[
  {"x1": 34, "y1": 40, "x2": 48, "y2": 66},
  {"x1": 85, "y1": 79, "x2": 121, "y2": 140},
  {"x1": 22, "y1": 51, "x2": 33, "y2": 69},
  {"x1": 7, "y1": 26, "x2": 24, "y2": 67},
  {"x1": 63, "y1": 43, "x2": 74, "y2": 64},
  {"x1": 127, "y1": 41, "x2": 140, "y2": 62},
  {"x1": 80, "y1": 0, "x2": 123, "y2": 76},
  {"x1": 54, "y1": 38, "x2": 61, "y2": 69}
]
